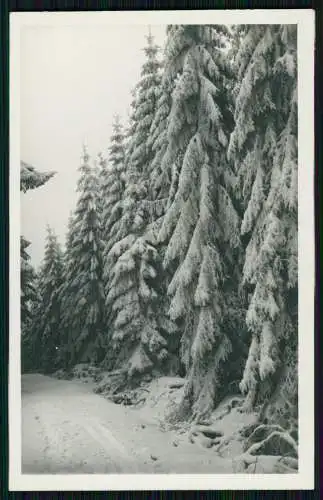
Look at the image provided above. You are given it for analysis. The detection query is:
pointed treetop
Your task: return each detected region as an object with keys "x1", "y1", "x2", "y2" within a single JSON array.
[
  {"x1": 45, "y1": 224, "x2": 59, "y2": 246},
  {"x1": 82, "y1": 142, "x2": 89, "y2": 163},
  {"x1": 143, "y1": 26, "x2": 160, "y2": 56},
  {"x1": 113, "y1": 113, "x2": 121, "y2": 126},
  {"x1": 147, "y1": 25, "x2": 153, "y2": 44}
]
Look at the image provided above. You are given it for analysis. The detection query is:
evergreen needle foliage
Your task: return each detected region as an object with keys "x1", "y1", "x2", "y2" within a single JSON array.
[
  {"x1": 23, "y1": 25, "x2": 299, "y2": 447},
  {"x1": 228, "y1": 25, "x2": 298, "y2": 432},
  {"x1": 60, "y1": 146, "x2": 105, "y2": 367},
  {"x1": 20, "y1": 161, "x2": 56, "y2": 371},
  {"x1": 30, "y1": 226, "x2": 64, "y2": 373},
  {"x1": 158, "y1": 25, "x2": 245, "y2": 421}
]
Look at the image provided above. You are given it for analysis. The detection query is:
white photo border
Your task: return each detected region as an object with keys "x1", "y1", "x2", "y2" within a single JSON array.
[{"x1": 9, "y1": 9, "x2": 315, "y2": 491}]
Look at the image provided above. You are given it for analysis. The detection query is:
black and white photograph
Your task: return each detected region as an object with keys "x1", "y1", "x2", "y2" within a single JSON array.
[{"x1": 9, "y1": 10, "x2": 315, "y2": 491}]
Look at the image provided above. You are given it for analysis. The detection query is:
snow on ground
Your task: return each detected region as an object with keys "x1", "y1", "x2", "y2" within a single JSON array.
[
  {"x1": 208, "y1": 396, "x2": 259, "y2": 459},
  {"x1": 134, "y1": 376, "x2": 186, "y2": 421},
  {"x1": 22, "y1": 374, "x2": 233, "y2": 474}
]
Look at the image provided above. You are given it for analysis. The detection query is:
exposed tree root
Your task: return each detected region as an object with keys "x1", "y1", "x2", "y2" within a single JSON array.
[
  {"x1": 239, "y1": 421, "x2": 260, "y2": 438},
  {"x1": 231, "y1": 422, "x2": 299, "y2": 473},
  {"x1": 244, "y1": 423, "x2": 285, "y2": 450},
  {"x1": 245, "y1": 429, "x2": 298, "y2": 458}
]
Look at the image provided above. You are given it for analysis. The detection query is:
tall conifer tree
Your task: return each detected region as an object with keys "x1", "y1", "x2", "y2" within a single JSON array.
[
  {"x1": 228, "y1": 25, "x2": 298, "y2": 432},
  {"x1": 100, "y1": 115, "x2": 126, "y2": 268},
  {"x1": 31, "y1": 227, "x2": 64, "y2": 373},
  {"x1": 127, "y1": 29, "x2": 162, "y2": 181},
  {"x1": 104, "y1": 30, "x2": 177, "y2": 377},
  {"x1": 60, "y1": 147, "x2": 104, "y2": 366},
  {"x1": 159, "y1": 25, "x2": 244, "y2": 420}
]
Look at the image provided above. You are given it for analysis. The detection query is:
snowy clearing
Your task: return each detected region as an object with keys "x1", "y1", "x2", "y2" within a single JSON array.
[{"x1": 22, "y1": 374, "x2": 233, "y2": 474}]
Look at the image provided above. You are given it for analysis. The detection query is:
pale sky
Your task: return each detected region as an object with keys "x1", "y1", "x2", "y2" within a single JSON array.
[{"x1": 20, "y1": 23, "x2": 167, "y2": 266}]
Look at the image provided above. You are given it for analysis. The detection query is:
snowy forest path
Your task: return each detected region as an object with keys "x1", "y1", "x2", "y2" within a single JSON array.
[{"x1": 22, "y1": 374, "x2": 233, "y2": 474}]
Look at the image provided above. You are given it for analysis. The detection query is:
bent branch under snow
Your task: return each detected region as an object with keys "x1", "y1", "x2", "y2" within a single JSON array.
[{"x1": 20, "y1": 161, "x2": 56, "y2": 193}]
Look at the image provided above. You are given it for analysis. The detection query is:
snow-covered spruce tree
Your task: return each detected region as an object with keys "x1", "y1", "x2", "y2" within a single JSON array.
[
  {"x1": 58, "y1": 210, "x2": 78, "y2": 369},
  {"x1": 126, "y1": 30, "x2": 162, "y2": 183},
  {"x1": 30, "y1": 226, "x2": 64, "y2": 373},
  {"x1": 157, "y1": 25, "x2": 246, "y2": 421},
  {"x1": 99, "y1": 116, "x2": 127, "y2": 352},
  {"x1": 102, "y1": 50, "x2": 174, "y2": 376},
  {"x1": 102, "y1": 32, "x2": 181, "y2": 381},
  {"x1": 21, "y1": 270, "x2": 42, "y2": 373},
  {"x1": 105, "y1": 171, "x2": 178, "y2": 380},
  {"x1": 228, "y1": 26, "x2": 298, "y2": 433},
  {"x1": 60, "y1": 147, "x2": 105, "y2": 367}
]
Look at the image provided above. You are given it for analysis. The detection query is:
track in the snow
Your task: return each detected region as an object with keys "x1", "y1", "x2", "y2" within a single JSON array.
[{"x1": 21, "y1": 374, "x2": 232, "y2": 474}]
